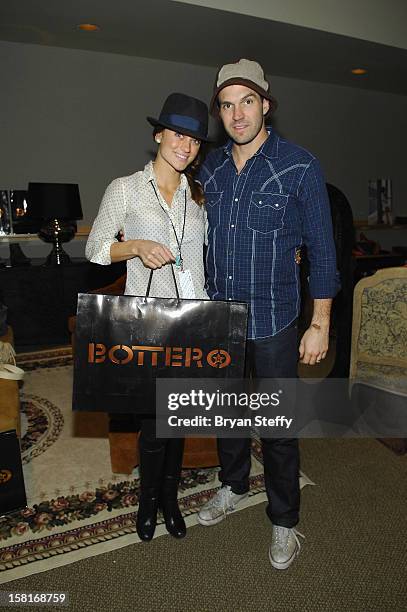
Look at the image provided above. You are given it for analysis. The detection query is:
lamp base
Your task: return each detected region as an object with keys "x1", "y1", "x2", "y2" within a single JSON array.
[
  {"x1": 39, "y1": 219, "x2": 75, "y2": 266},
  {"x1": 9, "y1": 243, "x2": 31, "y2": 267},
  {"x1": 44, "y1": 243, "x2": 71, "y2": 266}
]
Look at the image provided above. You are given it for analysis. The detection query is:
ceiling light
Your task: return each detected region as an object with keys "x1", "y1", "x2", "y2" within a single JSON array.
[
  {"x1": 351, "y1": 68, "x2": 367, "y2": 75},
  {"x1": 77, "y1": 23, "x2": 100, "y2": 32}
]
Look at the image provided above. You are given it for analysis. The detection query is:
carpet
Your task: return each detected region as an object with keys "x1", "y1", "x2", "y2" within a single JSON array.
[{"x1": 0, "y1": 347, "x2": 314, "y2": 584}]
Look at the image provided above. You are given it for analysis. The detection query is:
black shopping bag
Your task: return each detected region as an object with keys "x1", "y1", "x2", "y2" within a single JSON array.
[
  {"x1": 72, "y1": 268, "x2": 248, "y2": 413},
  {"x1": 0, "y1": 429, "x2": 27, "y2": 515}
]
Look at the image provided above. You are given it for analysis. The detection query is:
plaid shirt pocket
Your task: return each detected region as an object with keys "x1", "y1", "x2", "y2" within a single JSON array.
[
  {"x1": 205, "y1": 191, "x2": 223, "y2": 228},
  {"x1": 247, "y1": 192, "x2": 289, "y2": 233}
]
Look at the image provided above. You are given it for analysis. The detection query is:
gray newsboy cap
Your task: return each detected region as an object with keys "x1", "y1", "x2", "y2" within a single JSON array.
[{"x1": 210, "y1": 58, "x2": 278, "y2": 115}]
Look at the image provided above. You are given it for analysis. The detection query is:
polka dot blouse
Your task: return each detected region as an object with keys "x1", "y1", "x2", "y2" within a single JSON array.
[{"x1": 86, "y1": 161, "x2": 208, "y2": 299}]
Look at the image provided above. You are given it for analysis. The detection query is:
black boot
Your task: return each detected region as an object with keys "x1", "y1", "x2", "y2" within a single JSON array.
[
  {"x1": 136, "y1": 444, "x2": 165, "y2": 542},
  {"x1": 160, "y1": 438, "x2": 186, "y2": 539}
]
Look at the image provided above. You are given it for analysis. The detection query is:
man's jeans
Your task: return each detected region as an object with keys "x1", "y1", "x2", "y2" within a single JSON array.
[{"x1": 217, "y1": 322, "x2": 300, "y2": 528}]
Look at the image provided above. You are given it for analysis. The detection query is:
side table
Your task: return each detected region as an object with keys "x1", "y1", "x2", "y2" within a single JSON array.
[{"x1": 0, "y1": 259, "x2": 125, "y2": 348}]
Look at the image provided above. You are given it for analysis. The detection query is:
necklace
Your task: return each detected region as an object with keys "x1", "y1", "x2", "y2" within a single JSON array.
[{"x1": 150, "y1": 182, "x2": 187, "y2": 271}]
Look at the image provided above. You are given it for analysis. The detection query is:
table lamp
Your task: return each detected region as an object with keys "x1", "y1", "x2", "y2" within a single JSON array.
[{"x1": 27, "y1": 182, "x2": 83, "y2": 265}]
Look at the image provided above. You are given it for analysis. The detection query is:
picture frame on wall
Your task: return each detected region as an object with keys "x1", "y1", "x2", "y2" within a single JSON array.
[
  {"x1": 368, "y1": 178, "x2": 393, "y2": 226},
  {"x1": 0, "y1": 190, "x2": 42, "y2": 235}
]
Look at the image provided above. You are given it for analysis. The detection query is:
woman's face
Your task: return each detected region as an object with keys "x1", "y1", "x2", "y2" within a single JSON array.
[{"x1": 156, "y1": 129, "x2": 201, "y2": 173}]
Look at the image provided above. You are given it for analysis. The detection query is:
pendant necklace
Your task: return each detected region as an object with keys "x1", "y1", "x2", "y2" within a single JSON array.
[{"x1": 150, "y1": 181, "x2": 187, "y2": 271}]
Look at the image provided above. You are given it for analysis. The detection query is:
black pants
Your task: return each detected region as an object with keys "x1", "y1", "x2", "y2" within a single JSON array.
[{"x1": 217, "y1": 322, "x2": 300, "y2": 528}]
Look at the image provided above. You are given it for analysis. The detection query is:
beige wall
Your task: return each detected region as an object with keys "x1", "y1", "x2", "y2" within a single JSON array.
[{"x1": 1, "y1": 40, "x2": 406, "y2": 257}]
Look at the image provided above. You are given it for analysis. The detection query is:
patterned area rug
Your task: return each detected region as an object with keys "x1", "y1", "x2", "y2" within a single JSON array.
[{"x1": 0, "y1": 348, "x2": 314, "y2": 584}]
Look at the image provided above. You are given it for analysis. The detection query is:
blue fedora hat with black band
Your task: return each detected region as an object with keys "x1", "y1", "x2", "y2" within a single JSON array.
[{"x1": 147, "y1": 92, "x2": 211, "y2": 142}]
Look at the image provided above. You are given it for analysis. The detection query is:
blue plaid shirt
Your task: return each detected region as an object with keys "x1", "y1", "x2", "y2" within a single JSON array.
[{"x1": 199, "y1": 128, "x2": 340, "y2": 339}]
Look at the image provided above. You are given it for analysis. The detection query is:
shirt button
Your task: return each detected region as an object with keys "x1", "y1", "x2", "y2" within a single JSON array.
[
  {"x1": 275, "y1": 203, "x2": 279, "y2": 207},
  {"x1": 231, "y1": 224, "x2": 235, "y2": 228},
  {"x1": 228, "y1": 276, "x2": 232, "y2": 280},
  {"x1": 228, "y1": 298, "x2": 232, "y2": 301},
  {"x1": 234, "y1": 198, "x2": 238, "y2": 202},
  {"x1": 259, "y1": 200, "x2": 262, "y2": 204}
]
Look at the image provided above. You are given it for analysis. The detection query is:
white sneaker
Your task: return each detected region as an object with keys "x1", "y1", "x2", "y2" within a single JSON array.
[
  {"x1": 197, "y1": 485, "x2": 248, "y2": 526},
  {"x1": 268, "y1": 525, "x2": 305, "y2": 570}
]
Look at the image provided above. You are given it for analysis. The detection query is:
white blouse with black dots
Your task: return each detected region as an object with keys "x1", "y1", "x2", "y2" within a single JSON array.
[{"x1": 86, "y1": 161, "x2": 208, "y2": 299}]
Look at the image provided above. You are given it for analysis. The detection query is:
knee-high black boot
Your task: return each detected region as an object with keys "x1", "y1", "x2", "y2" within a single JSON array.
[
  {"x1": 136, "y1": 443, "x2": 165, "y2": 542},
  {"x1": 160, "y1": 438, "x2": 186, "y2": 539}
]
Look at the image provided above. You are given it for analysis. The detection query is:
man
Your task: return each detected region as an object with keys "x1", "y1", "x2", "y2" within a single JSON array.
[{"x1": 197, "y1": 59, "x2": 340, "y2": 569}]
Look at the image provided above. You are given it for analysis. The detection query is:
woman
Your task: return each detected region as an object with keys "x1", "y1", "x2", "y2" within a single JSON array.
[{"x1": 86, "y1": 92, "x2": 210, "y2": 541}]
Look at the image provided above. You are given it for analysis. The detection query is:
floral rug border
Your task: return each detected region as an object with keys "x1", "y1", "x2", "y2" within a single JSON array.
[
  {"x1": 17, "y1": 347, "x2": 73, "y2": 372},
  {"x1": 0, "y1": 473, "x2": 266, "y2": 577}
]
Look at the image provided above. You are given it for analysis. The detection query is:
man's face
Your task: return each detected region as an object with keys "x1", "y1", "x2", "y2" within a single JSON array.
[{"x1": 218, "y1": 84, "x2": 269, "y2": 145}]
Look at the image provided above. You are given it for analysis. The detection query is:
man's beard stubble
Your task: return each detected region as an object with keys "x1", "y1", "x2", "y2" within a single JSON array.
[{"x1": 224, "y1": 116, "x2": 265, "y2": 146}]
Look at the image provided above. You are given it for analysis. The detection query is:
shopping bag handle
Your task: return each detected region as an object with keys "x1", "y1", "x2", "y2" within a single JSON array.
[{"x1": 145, "y1": 264, "x2": 180, "y2": 301}]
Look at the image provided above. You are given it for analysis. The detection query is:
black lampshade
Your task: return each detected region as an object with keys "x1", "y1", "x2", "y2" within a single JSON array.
[{"x1": 27, "y1": 182, "x2": 83, "y2": 220}]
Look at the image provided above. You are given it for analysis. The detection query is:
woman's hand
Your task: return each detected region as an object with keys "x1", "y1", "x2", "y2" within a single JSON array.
[
  {"x1": 132, "y1": 239, "x2": 175, "y2": 269},
  {"x1": 110, "y1": 238, "x2": 175, "y2": 266}
]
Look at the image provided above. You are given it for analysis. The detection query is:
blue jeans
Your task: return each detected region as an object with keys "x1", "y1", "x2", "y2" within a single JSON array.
[{"x1": 217, "y1": 322, "x2": 300, "y2": 528}]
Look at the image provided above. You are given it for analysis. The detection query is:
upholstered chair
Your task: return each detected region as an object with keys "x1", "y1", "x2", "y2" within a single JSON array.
[{"x1": 350, "y1": 267, "x2": 407, "y2": 454}]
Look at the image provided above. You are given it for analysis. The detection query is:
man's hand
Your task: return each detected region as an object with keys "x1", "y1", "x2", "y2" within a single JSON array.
[
  {"x1": 299, "y1": 298, "x2": 332, "y2": 365},
  {"x1": 299, "y1": 325, "x2": 329, "y2": 365}
]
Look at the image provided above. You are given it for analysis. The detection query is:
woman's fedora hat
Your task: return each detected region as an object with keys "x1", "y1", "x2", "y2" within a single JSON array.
[{"x1": 147, "y1": 92, "x2": 211, "y2": 142}]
